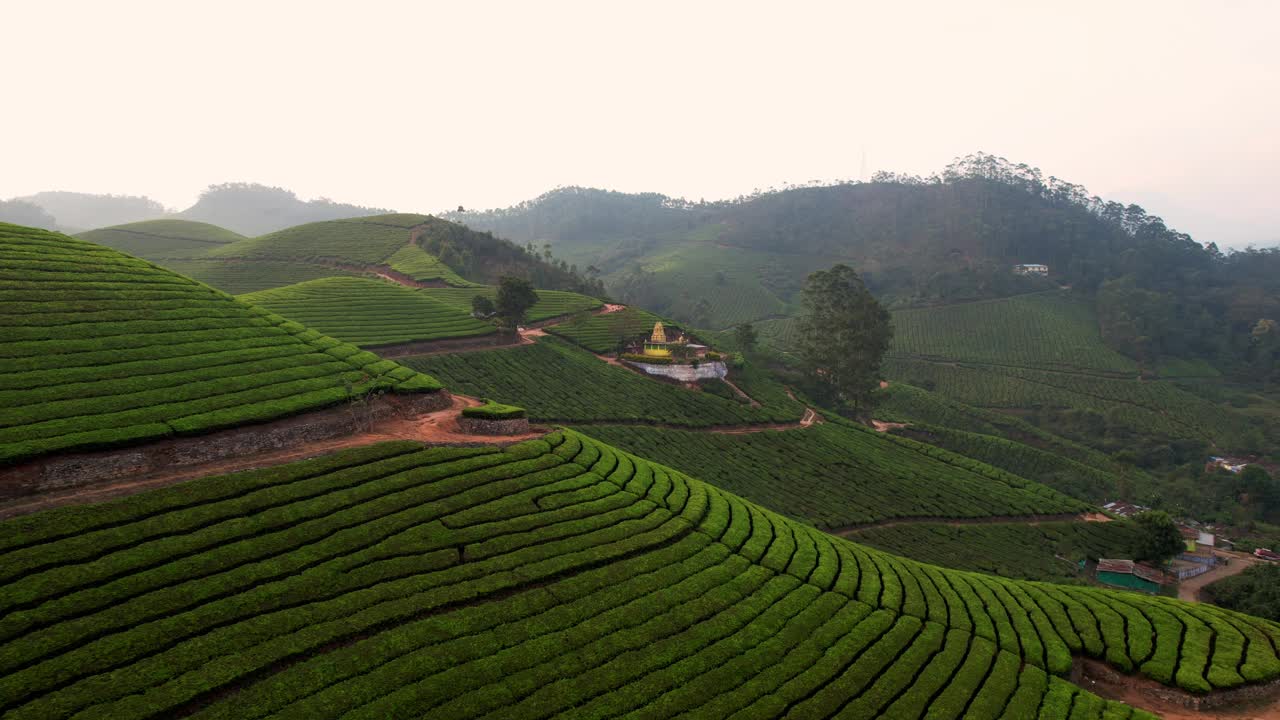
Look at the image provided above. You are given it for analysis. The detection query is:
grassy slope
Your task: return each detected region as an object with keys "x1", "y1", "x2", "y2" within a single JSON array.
[
  {"x1": 0, "y1": 223, "x2": 442, "y2": 465},
  {"x1": 76, "y1": 219, "x2": 246, "y2": 260},
  {"x1": 239, "y1": 277, "x2": 495, "y2": 348},
  {"x1": 1, "y1": 431, "x2": 1276, "y2": 718}
]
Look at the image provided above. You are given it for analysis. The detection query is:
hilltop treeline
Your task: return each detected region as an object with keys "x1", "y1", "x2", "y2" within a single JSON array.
[{"x1": 450, "y1": 187, "x2": 705, "y2": 245}]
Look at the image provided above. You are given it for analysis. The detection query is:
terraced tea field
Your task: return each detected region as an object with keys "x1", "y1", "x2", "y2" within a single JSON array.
[
  {"x1": 405, "y1": 337, "x2": 804, "y2": 426},
  {"x1": 0, "y1": 224, "x2": 442, "y2": 465},
  {"x1": 77, "y1": 219, "x2": 246, "y2": 260},
  {"x1": 210, "y1": 213, "x2": 430, "y2": 265},
  {"x1": 545, "y1": 306, "x2": 666, "y2": 353},
  {"x1": 383, "y1": 244, "x2": 477, "y2": 285},
  {"x1": 240, "y1": 277, "x2": 496, "y2": 348},
  {"x1": 578, "y1": 420, "x2": 1092, "y2": 529},
  {"x1": 2, "y1": 430, "x2": 1276, "y2": 718},
  {"x1": 893, "y1": 424, "x2": 1124, "y2": 503},
  {"x1": 848, "y1": 520, "x2": 1144, "y2": 582},
  {"x1": 888, "y1": 292, "x2": 1139, "y2": 374},
  {"x1": 875, "y1": 383, "x2": 1130, "y2": 478},
  {"x1": 422, "y1": 287, "x2": 603, "y2": 323},
  {"x1": 886, "y1": 358, "x2": 1254, "y2": 447},
  {"x1": 157, "y1": 258, "x2": 368, "y2": 295}
]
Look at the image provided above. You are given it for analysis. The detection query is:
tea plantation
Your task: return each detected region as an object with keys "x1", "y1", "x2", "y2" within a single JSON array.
[
  {"x1": 579, "y1": 421, "x2": 1092, "y2": 530},
  {"x1": 885, "y1": 357, "x2": 1254, "y2": 447},
  {"x1": 888, "y1": 292, "x2": 1139, "y2": 374},
  {"x1": 421, "y1": 287, "x2": 603, "y2": 323},
  {"x1": 405, "y1": 338, "x2": 804, "y2": 427},
  {"x1": 209, "y1": 213, "x2": 429, "y2": 265},
  {"x1": 0, "y1": 224, "x2": 443, "y2": 465},
  {"x1": 156, "y1": 258, "x2": 369, "y2": 295},
  {"x1": 848, "y1": 520, "x2": 1145, "y2": 582},
  {"x1": 239, "y1": 277, "x2": 496, "y2": 348},
  {"x1": 545, "y1": 306, "x2": 666, "y2": 353},
  {"x1": 76, "y1": 219, "x2": 246, "y2": 261},
  {"x1": 2, "y1": 430, "x2": 1277, "y2": 718}
]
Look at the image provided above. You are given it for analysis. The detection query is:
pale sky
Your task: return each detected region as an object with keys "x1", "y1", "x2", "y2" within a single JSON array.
[{"x1": 3, "y1": 0, "x2": 1276, "y2": 247}]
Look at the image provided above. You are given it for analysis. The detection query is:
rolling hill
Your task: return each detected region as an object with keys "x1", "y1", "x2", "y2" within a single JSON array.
[
  {"x1": 0, "y1": 223, "x2": 443, "y2": 466},
  {"x1": 1, "y1": 430, "x2": 1278, "y2": 718},
  {"x1": 206, "y1": 213, "x2": 600, "y2": 294},
  {"x1": 76, "y1": 219, "x2": 246, "y2": 261},
  {"x1": 175, "y1": 182, "x2": 391, "y2": 236},
  {"x1": 239, "y1": 277, "x2": 497, "y2": 348}
]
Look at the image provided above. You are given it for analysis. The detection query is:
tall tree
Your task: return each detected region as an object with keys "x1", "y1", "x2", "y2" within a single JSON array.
[
  {"x1": 1132, "y1": 511, "x2": 1184, "y2": 565},
  {"x1": 471, "y1": 295, "x2": 495, "y2": 318},
  {"x1": 496, "y1": 276, "x2": 538, "y2": 330},
  {"x1": 735, "y1": 322, "x2": 758, "y2": 353},
  {"x1": 796, "y1": 264, "x2": 892, "y2": 411}
]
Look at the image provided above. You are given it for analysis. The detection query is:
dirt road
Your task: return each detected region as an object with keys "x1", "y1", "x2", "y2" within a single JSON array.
[{"x1": 1178, "y1": 551, "x2": 1260, "y2": 602}]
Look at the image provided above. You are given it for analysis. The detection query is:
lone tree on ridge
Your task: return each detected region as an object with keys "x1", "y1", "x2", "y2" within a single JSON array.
[
  {"x1": 496, "y1": 276, "x2": 538, "y2": 330},
  {"x1": 796, "y1": 264, "x2": 892, "y2": 412}
]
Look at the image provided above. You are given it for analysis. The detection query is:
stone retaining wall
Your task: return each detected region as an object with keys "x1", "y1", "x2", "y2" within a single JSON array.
[
  {"x1": 0, "y1": 391, "x2": 452, "y2": 501},
  {"x1": 458, "y1": 416, "x2": 531, "y2": 436},
  {"x1": 624, "y1": 360, "x2": 728, "y2": 382}
]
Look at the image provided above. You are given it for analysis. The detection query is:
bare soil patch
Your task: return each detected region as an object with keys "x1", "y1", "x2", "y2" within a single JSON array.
[
  {"x1": 871, "y1": 419, "x2": 908, "y2": 432},
  {"x1": 1075, "y1": 657, "x2": 1280, "y2": 719}
]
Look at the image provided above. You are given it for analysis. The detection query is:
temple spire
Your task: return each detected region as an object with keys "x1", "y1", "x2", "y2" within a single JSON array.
[{"x1": 650, "y1": 321, "x2": 667, "y2": 343}]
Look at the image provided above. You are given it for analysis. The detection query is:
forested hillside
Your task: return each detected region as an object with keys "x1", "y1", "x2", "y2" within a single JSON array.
[{"x1": 451, "y1": 154, "x2": 1280, "y2": 382}]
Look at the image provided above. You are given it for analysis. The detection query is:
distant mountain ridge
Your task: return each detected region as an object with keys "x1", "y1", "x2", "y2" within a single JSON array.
[
  {"x1": 2, "y1": 183, "x2": 390, "y2": 237},
  {"x1": 175, "y1": 183, "x2": 391, "y2": 236},
  {"x1": 13, "y1": 191, "x2": 166, "y2": 232}
]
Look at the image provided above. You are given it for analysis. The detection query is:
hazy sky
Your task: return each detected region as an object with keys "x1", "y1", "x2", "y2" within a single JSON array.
[{"x1": 3, "y1": 1, "x2": 1276, "y2": 247}]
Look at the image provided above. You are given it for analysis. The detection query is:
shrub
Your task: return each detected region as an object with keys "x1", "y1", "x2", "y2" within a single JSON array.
[{"x1": 462, "y1": 400, "x2": 527, "y2": 420}]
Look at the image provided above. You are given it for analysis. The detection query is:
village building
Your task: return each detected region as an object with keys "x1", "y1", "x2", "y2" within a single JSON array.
[
  {"x1": 1095, "y1": 559, "x2": 1166, "y2": 593},
  {"x1": 1100, "y1": 500, "x2": 1148, "y2": 518},
  {"x1": 1205, "y1": 456, "x2": 1249, "y2": 474},
  {"x1": 1013, "y1": 263, "x2": 1049, "y2": 277}
]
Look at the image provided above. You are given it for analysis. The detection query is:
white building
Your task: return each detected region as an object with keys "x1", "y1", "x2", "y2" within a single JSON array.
[{"x1": 1013, "y1": 263, "x2": 1049, "y2": 277}]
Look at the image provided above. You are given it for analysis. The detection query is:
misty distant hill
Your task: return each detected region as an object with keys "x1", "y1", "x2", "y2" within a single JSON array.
[
  {"x1": 0, "y1": 199, "x2": 59, "y2": 231},
  {"x1": 15, "y1": 191, "x2": 167, "y2": 233},
  {"x1": 5, "y1": 184, "x2": 391, "y2": 237},
  {"x1": 176, "y1": 183, "x2": 391, "y2": 236}
]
